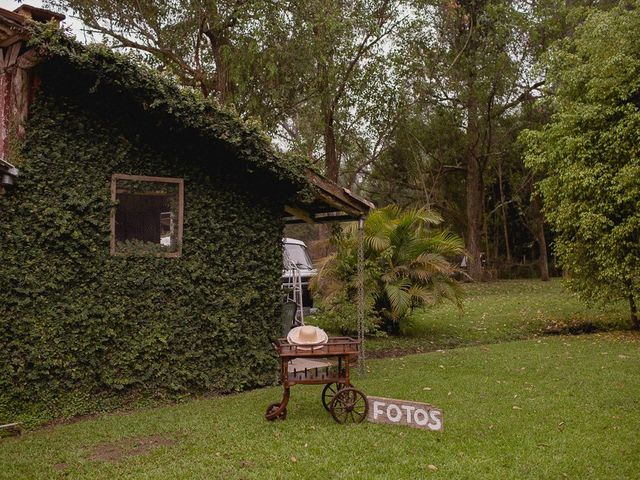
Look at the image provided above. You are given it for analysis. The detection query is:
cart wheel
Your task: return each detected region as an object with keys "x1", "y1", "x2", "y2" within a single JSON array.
[
  {"x1": 329, "y1": 388, "x2": 368, "y2": 424},
  {"x1": 265, "y1": 402, "x2": 287, "y2": 421},
  {"x1": 321, "y1": 383, "x2": 347, "y2": 411}
]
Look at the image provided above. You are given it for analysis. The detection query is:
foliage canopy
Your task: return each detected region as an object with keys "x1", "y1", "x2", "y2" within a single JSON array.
[{"x1": 522, "y1": 2, "x2": 640, "y2": 326}]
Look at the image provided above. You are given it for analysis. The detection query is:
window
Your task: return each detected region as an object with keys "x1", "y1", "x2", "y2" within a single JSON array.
[
  {"x1": 283, "y1": 243, "x2": 313, "y2": 270},
  {"x1": 110, "y1": 174, "x2": 184, "y2": 257}
]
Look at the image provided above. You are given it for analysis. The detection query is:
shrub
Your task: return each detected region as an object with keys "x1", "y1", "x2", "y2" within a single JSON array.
[{"x1": 313, "y1": 205, "x2": 465, "y2": 334}]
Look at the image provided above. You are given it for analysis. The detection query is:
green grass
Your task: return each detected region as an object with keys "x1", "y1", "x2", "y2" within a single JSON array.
[
  {"x1": 366, "y1": 278, "x2": 630, "y2": 356},
  {"x1": 1, "y1": 332, "x2": 639, "y2": 479}
]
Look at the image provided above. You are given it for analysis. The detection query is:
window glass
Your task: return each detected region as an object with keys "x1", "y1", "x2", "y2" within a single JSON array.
[
  {"x1": 111, "y1": 175, "x2": 183, "y2": 256},
  {"x1": 284, "y1": 243, "x2": 313, "y2": 269}
]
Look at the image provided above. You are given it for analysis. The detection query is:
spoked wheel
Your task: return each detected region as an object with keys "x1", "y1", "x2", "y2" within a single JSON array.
[
  {"x1": 329, "y1": 387, "x2": 368, "y2": 424},
  {"x1": 321, "y1": 383, "x2": 346, "y2": 411},
  {"x1": 265, "y1": 402, "x2": 287, "y2": 421}
]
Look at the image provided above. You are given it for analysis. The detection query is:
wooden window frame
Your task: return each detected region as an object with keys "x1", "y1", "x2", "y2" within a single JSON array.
[{"x1": 110, "y1": 173, "x2": 184, "y2": 258}]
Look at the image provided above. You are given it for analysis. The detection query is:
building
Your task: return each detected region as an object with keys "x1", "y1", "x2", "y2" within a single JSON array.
[{"x1": 0, "y1": 5, "x2": 371, "y2": 422}]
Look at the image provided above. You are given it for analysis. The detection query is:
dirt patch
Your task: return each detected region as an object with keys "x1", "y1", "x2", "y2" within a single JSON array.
[
  {"x1": 89, "y1": 435, "x2": 175, "y2": 462},
  {"x1": 542, "y1": 319, "x2": 619, "y2": 336}
]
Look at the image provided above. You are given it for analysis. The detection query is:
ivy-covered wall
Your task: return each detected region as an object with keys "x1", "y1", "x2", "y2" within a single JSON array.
[{"x1": 0, "y1": 59, "x2": 289, "y2": 425}]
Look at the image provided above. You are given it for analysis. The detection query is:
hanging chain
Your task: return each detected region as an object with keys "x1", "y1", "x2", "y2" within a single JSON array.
[{"x1": 357, "y1": 217, "x2": 366, "y2": 375}]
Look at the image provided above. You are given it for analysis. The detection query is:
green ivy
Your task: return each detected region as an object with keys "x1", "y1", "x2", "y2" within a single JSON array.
[
  {"x1": 0, "y1": 46, "x2": 297, "y2": 425},
  {"x1": 26, "y1": 23, "x2": 316, "y2": 203}
]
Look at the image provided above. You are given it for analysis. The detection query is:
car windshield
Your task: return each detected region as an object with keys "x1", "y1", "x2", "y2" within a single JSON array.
[{"x1": 284, "y1": 243, "x2": 313, "y2": 269}]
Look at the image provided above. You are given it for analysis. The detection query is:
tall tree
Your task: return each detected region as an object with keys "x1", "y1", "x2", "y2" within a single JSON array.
[
  {"x1": 46, "y1": 0, "x2": 284, "y2": 106},
  {"x1": 522, "y1": 2, "x2": 640, "y2": 327},
  {"x1": 49, "y1": 0, "x2": 404, "y2": 185},
  {"x1": 278, "y1": 0, "x2": 405, "y2": 182},
  {"x1": 397, "y1": 0, "x2": 546, "y2": 279}
]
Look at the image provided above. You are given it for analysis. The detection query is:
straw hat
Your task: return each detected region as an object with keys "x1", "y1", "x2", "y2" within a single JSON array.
[{"x1": 287, "y1": 325, "x2": 328, "y2": 346}]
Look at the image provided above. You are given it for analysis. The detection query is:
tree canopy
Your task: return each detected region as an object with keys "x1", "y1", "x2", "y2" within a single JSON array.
[
  {"x1": 43, "y1": 0, "x2": 638, "y2": 287},
  {"x1": 522, "y1": 2, "x2": 640, "y2": 326}
]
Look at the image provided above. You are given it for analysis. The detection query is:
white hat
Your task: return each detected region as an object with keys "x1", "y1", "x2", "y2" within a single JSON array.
[{"x1": 287, "y1": 325, "x2": 329, "y2": 346}]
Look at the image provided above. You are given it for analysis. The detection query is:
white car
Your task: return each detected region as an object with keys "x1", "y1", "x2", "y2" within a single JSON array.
[{"x1": 282, "y1": 238, "x2": 317, "y2": 314}]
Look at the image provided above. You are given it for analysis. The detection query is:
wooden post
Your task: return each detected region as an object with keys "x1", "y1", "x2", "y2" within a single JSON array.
[{"x1": 0, "y1": 42, "x2": 42, "y2": 160}]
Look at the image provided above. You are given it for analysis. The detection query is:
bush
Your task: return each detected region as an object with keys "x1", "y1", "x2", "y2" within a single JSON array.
[{"x1": 313, "y1": 205, "x2": 465, "y2": 334}]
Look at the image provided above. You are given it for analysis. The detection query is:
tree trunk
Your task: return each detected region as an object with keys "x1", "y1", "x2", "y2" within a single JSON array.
[
  {"x1": 466, "y1": 156, "x2": 484, "y2": 280},
  {"x1": 630, "y1": 294, "x2": 639, "y2": 329},
  {"x1": 324, "y1": 111, "x2": 339, "y2": 183},
  {"x1": 531, "y1": 197, "x2": 549, "y2": 281},
  {"x1": 317, "y1": 43, "x2": 339, "y2": 183},
  {"x1": 209, "y1": 34, "x2": 230, "y2": 104},
  {"x1": 536, "y1": 223, "x2": 549, "y2": 281},
  {"x1": 465, "y1": 82, "x2": 484, "y2": 280},
  {"x1": 462, "y1": 4, "x2": 485, "y2": 281},
  {"x1": 497, "y1": 160, "x2": 511, "y2": 262}
]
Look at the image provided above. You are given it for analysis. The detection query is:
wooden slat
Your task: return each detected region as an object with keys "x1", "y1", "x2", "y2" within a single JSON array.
[
  {"x1": 284, "y1": 205, "x2": 315, "y2": 225},
  {"x1": 111, "y1": 173, "x2": 183, "y2": 184},
  {"x1": 6, "y1": 42, "x2": 20, "y2": 67}
]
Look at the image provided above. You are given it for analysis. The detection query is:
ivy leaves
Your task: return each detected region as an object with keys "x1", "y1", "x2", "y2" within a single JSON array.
[{"x1": 0, "y1": 58, "x2": 285, "y2": 425}]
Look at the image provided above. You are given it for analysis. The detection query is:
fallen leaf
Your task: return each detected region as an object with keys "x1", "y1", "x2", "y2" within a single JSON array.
[
  {"x1": 512, "y1": 405, "x2": 522, "y2": 410},
  {"x1": 290, "y1": 456, "x2": 297, "y2": 463},
  {"x1": 423, "y1": 387, "x2": 432, "y2": 391},
  {"x1": 428, "y1": 464, "x2": 438, "y2": 471}
]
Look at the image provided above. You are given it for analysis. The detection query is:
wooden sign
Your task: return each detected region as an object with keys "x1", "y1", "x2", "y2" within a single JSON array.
[{"x1": 366, "y1": 396, "x2": 443, "y2": 431}]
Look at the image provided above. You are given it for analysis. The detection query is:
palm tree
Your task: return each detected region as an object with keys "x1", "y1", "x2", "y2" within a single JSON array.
[{"x1": 314, "y1": 205, "x2": 465, "y2": 334}]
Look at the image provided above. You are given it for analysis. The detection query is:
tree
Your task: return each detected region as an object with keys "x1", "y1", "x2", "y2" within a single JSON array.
[
  {"x1": 48, "y1": 0, "x2": 404, "y2": 184},
  {"x1": 394, "y1": 0, "x2": 547, "y2": 279},
  {"x1": 46, "y1": 0, "x2": 283, "y2": 105},
  {"x1": 522, "y1": 2, "x2": 640, "y2": 327},
  {"x1": 275, "y1": 0, "x2": 405, "y2": 183},
  {"x1": 313, "y1": 205, "x2": 464, "y2": 334}
]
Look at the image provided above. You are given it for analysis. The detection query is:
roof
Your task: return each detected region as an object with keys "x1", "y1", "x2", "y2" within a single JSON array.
[
  {"x1": 0, "y1": 4, "x2": 64, "y2": 47},
  {"x1": 284, "y1": 169, "x2": 374, "y2": 224},
  {"x1": 0, "y1": 5, "x2": 373, "y2": 222}
]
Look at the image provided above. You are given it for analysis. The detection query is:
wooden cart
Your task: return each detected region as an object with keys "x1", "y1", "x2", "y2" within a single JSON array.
[{"x1": 265, "y1": 337, "x2": 368, "y2": 424}]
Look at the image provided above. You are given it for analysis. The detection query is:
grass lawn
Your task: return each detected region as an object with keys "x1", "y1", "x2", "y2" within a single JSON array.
[
  {"x1": 366, "y1": 278, "x2": 630, "y2": 357},
  {"x1": 1, "y1": 332, "x2": 638, "y2": 479}
]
